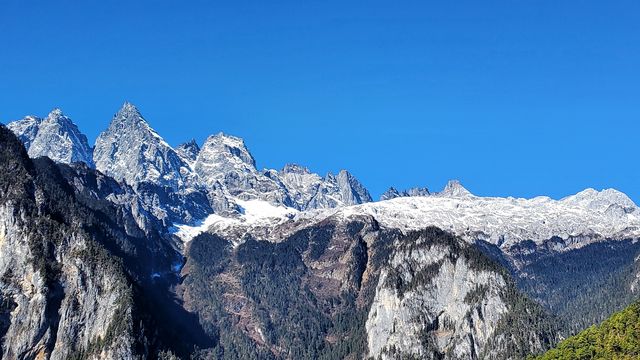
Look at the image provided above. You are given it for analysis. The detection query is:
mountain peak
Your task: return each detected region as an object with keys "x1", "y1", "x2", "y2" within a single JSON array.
[
  {"x1": 195, "y1": 133, "x2": 258, "y2": 188},
  {"x1": 440, "y1": 179, "x2": 472, "y2": 197},
  {"x1": 177, "y1": 139, "x2": 200, "y2": 152},
  {"x1": 562, "y1": 188, "x2": 637, "y2": 213},
  {"x1": 200, "y1": 132, "x2": 256, "y2": 168},
  {"x1": 211, "y1": 132, "x2": 249, "y2": 149},
  {"x1": 8, "y1": 109, "x2": 94, "y2": 167},
  {"x1": 335, "y1": 169, "x2": 373, "y2": 205},
  {"x1": 6, "y1": 116, "x2": 42, "y2": 149},
  {"x1": 43, "y1": 108, "x2": 73, "y2": 127},
  {"x1": 48, "y1": 108, "x2": 64, "y2": 117},
  {"x1": 120, "y1": 101, "x2": 139, "y2": 113},
  {"x1": 112, "y1": 102, "x2": 145, "y2": 126},
  {"x1": 380, "y1": 187, "x2": 401, "y2": 201},
  {"x1": 405, "y1": 187, "x2": 430, "y2": 197},
  {"x1": 93, "y1": 104, "x2": 187, "y2": 189}
]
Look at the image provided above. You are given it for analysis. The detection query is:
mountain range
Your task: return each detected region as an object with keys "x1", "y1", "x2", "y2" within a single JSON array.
[{"x1": 1, "y1": 103, "x2": 639, "y2": 359}]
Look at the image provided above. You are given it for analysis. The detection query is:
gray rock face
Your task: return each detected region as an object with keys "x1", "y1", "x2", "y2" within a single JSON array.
[
  {"x1": 0, "y1": 126, "x2": 211, "y2": 358},
  {"x1": 275, "y1": 164, "x2": 323, "y2": 208},
  {"x1": 365, "y1": 228, "x2": 556, "y2": 359},
  {"x1": 367, "y1": 237, "x2": 506, "y2": 358},
  {"x1": 405, "y1": 187, "x2": 431, "y2": 197},
  {"x1": 7, "y1": 109, "x2": 94, "y2": 167},
  {"x1": 176, "y1": 139, "x2": 200, "y2": 165},
  {"x1": 277, "y1": 164, "x2": 373, "y2": 210},
  {"x1": 0, "y1": 127, "x2": 143, "y2": 359},
  {"x1": 305, "y1": 170, "x2": 372, "y2": 208},
  {"x1": 194, "y1": 133, "x2": 292, "y2": 206},
  {"x1": 335, "y1": 170, "x2": 373, "y2": 205},
  {"x1": 6, "y1": 115, "x2": 41, "y2": 149},
  {"x1": 94, "y1": 102, "x2": 192, "y2": 190},
  {"x1": 0, "y1": 203, "x2": 137, "y2": 359}
]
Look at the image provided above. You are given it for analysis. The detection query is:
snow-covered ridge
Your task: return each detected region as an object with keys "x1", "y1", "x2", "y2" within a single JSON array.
[
  {"x1": 174, "y1": 180, "x2": 639, "y2": 252},
  {"x1": 330, "y1": 185, "x2": 640, "y2": 248}
]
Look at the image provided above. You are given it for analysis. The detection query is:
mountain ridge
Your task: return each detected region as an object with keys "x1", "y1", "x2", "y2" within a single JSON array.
[
  {"x1": 8, "y1": 102, "x2": 375, "y2": 218},
  {"x1": 2, "y1": 111, "x2": 640, "y2": 359}
]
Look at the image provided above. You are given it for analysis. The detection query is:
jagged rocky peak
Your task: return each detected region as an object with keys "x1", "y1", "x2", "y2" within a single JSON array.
[
  {"x1": 200, "y1": 132, "x2": 256, "y2": 167},
  {"x1": 194, "y1": 132, "x2": 257, "y2": 188},
  {"x1": 336, "y1": 169, "x2": 373, "y2": 205},
  {"x1": 303, "y1": 169, "x2": 372, "y2": 209},
  {"x1": 282, "y1": 163, "x2": 311, "y2": 174},
  {"x1": 269, "y1": 164, "x2": 373, "y2": 210},
  {"x1": 117, "y1": 101, "x2": 142, "y2": 121},
  {"x1": 439, "y1": 179, "x2": 472, "y2": 197},
  {"x1": 276, "y1": 163, "x2": 323, "y2": 209},
  {"x1": 176, "y1": 139, "x2": 200, "y2": 164},
  {"x1": 7, "y1": 108, "x2": 94, "y2": 167},
  {"x1": 93, "y1": 102, "x2": 190, "y2": 189},
  {"x1": 380, "y1": 187, "x2": 401, "y2": 200},
  {"x1": 6, "y1": 115, "x2": 41, "y2": 149},
  {"x1": 405, "y1": 186, "x2": 430, "y2": 197},
  {"x1": 380, "y1": 186, "x2": 430, "y2": 200},
  {"x1": 195, "y1": 132, "x2": 291, "y2": 205}
]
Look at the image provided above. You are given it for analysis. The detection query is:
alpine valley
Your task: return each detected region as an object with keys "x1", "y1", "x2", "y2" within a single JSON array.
[{"x1": 1, "y1": 103, "x2": 639, "y2": 359}]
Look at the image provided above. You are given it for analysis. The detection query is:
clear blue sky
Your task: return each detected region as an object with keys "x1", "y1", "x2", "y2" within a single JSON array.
[{"x1": 1, "y1": 1, "x2": 638, "y2": 201}]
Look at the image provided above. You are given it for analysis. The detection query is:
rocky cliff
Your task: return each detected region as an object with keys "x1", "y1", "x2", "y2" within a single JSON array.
[{"x1": 0, "y1": 125, "x2": 209, "y2": 359}]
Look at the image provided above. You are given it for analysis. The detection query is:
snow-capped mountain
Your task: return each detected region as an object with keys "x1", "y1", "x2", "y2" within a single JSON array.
[
  {"x1": 339, "y1": 184, "x2": 640, "y2": 249},
  {"x1": 93, "y1": 102, "x2": 192, "y2": 190},
  {"x1": 7, "y1": 109, "x2": 94, "y2": 166},
  {"x1": 7, "y1": 102, "x2": 373, "y2": 220},
  {"x1": 11, "y1": 100, "x2": 636, "y2": 254},
  {"x1": 187, "y1": 179, "x2": 639, "y2": 252},
  {"x1": 4, "y1": 103, "x2": 640, "y2": 359}
]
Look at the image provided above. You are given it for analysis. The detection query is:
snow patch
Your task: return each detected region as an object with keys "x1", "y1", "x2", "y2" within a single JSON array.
[
  {"x1": 171, "y1": 213, "x2": 227, "y2": 242},
  {"x1": 171, "y1": 199, "x2": 298, "y2": 243}
]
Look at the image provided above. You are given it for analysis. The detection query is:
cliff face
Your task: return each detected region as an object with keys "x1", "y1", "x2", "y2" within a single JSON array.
[
  {"x1": 0, "y1": 125, "x2": 208, "y2": 359},
  {"x1": 366, "y1": 238, "x2": 509, "y2": 359},
  {"x1": 0, "y1": 201, "x2": 137, "y2": 359},
  {"x1": 365, "y1": 228, "x2": 557, "y2": 359},
  {"x1": 0, "y1": 125, "x2": 137, "y2": 359}
]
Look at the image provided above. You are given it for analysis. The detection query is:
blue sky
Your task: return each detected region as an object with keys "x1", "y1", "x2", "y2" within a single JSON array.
[{"x1": 1, "y1": 1, "x2": 638, "y2": 201}]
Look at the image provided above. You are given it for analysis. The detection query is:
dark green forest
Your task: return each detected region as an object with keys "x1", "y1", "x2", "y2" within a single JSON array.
[{"x1": 534, "y1": 300, "x2": 640, "y2": 360}]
